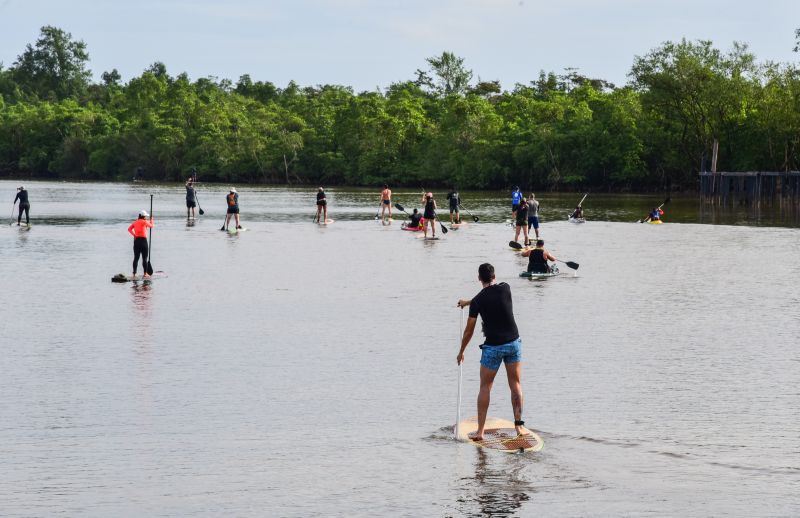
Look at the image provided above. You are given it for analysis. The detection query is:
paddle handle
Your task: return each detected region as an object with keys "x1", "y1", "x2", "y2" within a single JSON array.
[{"x1": 577, "y1": 193, "x2": 588, "y2": 207}]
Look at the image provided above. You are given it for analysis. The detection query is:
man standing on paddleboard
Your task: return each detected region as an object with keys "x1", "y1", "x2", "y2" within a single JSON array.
[
  {"x1": 127, "y1": 210, "x2": 154, "y2": 279},
  {"x1": 315, "y1": 187, "x2": 327, "y2": 223},
  {"x1": 13, "y1": 186, "x2": 30, "y2": 226},
  {"x1": 456, "y1": 263, "x2": 530, "y2": 440},
  {"x1": 379, "y1": 184, "x2": 392, "y2": 221},
  {"x1": 527, "y1": 194, "x2": 540, "y2": 240},
  {"x1": 185, "y1": 178, "x2": 197, "y2": 219}
]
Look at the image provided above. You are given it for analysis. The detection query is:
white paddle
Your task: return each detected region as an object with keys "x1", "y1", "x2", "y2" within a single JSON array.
[{"x1": 454, "y1": 307, "x2": 464, "y2": 440}]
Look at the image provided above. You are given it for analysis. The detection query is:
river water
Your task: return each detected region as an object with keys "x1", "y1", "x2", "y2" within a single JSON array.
[{"x1": 1, "y1": 180, "x2": 798, "y2": 517}]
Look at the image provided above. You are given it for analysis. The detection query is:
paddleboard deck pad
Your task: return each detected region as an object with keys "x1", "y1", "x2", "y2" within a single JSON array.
[
  {"x1": 318, "y1": 219, "x2": 335, "y2": 225},
  {"x1": 456, "y1": 417, "x2": 543, "y2": 453},
  {"x1": 227, "y1": 227, "x2": 248, "y2": 233},
  {"x1": 112, "y1": 271, "x2": 167, "y2": 283}
]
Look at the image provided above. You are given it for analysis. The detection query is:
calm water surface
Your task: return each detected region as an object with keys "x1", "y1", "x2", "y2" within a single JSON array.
[{"x1": 1, "y1": 181, "x2": 798, "y2": 517}]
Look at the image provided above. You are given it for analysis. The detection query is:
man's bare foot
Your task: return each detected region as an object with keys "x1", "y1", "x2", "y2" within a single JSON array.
[
  {"x1": 469, "y1": 431, "x2": 485, "y2": 442},
  {"x1": 515, "y1": 425, "x2": 531, "y2": 436}
]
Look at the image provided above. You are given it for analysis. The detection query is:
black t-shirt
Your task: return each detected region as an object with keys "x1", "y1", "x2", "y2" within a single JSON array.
[
  {"x1": 316, "y1": 191, "x2": 326, "y2": 202},
  {"x1": 15, "y1": 190, "x2": 29, "y2": 205},
  {"x1": 515, "y1": 202, "x2": 528, "y2": 224},
  {"x1": 468, "y1": 282, "x2": 519, "y2": 345},
  {"x1": 447, "y1": 191, "x2": 459, "y2": 207}
]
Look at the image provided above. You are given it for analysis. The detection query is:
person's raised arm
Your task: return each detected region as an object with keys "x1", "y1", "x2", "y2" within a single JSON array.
[{"x1": 457, "y1": 316, "x2": 477, "y2": 364}]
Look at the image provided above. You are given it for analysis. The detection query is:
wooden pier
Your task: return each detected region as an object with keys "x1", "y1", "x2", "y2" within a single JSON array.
[{"x1": 699, "y1": 171, "x2": 800, "y2": 206}]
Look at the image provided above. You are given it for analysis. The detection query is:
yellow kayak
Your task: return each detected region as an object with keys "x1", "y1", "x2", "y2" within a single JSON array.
[{"x1": 649, "y1": 219, "x2": 663, "y2": 225}]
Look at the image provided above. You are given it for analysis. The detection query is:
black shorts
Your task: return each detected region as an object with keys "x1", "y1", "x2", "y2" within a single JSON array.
[
  {"x1": 512, "y1": 203, "x2": 520, "y2": 211},
  {"x1": 186, "y1": 200, "x2": 196, "y2": 208},
  {"x1": 382, "y1": 200, "x2": 390, "y2": 205},
  {"x1": 317, "y1": 200, "x2": 327, "y2": 207},
  {"x1": 449, "y1": 203, "x2": 459, "y2": 213},
  {"x1": 227, "y1": 207, "x2": 240, "y2": 214}
]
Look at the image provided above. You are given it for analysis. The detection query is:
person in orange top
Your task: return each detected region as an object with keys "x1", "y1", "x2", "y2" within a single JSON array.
[{"x1": 127, "y1": 210, "x2": 154, "y2": 278}]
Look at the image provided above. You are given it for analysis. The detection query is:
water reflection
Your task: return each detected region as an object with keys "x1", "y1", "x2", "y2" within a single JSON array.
[{"x1": 458, "y1": 449, "x2": 537, "y2": 517}]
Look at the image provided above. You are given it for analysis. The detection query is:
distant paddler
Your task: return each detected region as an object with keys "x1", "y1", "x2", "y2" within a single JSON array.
[
  {"x1": 456, "y1": 263, "x2": 530, "y2": 441},
  {"x1": 315, "y1": 187, "x2": 328, "y2": 223},
  {"x1": 447, "y1": 187, "x2": 461, "y2": 224},
  {"x1": 406, "y1": 208, "x2": 423, "y2": 229},
  {"x1": 645, "y1": 206, "x2": 663, "y2": 223},
  {"x1": 13, "y1": 186, "x2": 30, "y2": 226},
  {"x1": 222, "y1": 187, "x2": 242, "y2": 231},
  {"x1": 570, "y1": 206, "x2": 584, "y2": 220},
  {"x1": 422, "y1": 191, "x2": 437, "y2": 238},
  {"x1": 511, "y1": 186, "x2": 523, "y2": 220},
  {"x1": 127, "y1": 210, "x2": 154, "y2": 279},
  {"x1": 379, "y1": 184, "x2": 392, "y2": 221},
  {"x1": 520, "y1": 239, "x2": 557, "y2": 274},
  {"x1": 185, "y1": 177, "x2": 197, "y2": 219},
  {"x1": 527, "y1": 193, "x2": 540, "y2": 239}
]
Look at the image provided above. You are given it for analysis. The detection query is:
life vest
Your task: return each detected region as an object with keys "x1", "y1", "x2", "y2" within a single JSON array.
[
  {"x1": 227, "y1": 193, "x2": 237, "y2": 207},
  {"x1": 512, "y1": 191, "x2": 522, "y2": 204}
]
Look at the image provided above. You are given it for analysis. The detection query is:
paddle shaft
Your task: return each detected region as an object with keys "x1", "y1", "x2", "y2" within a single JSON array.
[
  {"x1": 455, "y1": 308, "x2": 464, "y2": 440},
  {"x1": 195, "y1": 190, "x2": 204, "y2": 215},
  {"x1": 458, "y1": 203, "x2": 479, "y2": 222},
  {"x1": 639, "y1": 197, "x2": 670, "y2": 222},
  {"x1": 577, "y1": 193, "x2": 588, "y2": 207},
  {"x1": 146, "y1": 194, "x2": 154, "y2": 275}
]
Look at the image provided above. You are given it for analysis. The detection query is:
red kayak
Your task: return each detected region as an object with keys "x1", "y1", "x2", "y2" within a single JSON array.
[{"x1": 402, "y1": 217, "x2": 425, "y2": 231}]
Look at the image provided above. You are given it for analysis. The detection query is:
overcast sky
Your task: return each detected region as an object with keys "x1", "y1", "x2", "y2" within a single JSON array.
[{"x1": 1, "y1": 0, "x2": 798, "y2": 91}]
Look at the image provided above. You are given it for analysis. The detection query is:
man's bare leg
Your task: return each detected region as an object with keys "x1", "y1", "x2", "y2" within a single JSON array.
[
  {"x1": 474, "y1": 365, "x2": 499, "y2": 440},
  {"x1": 505, "y1": 360, "x2": 529, "y2": 436}
]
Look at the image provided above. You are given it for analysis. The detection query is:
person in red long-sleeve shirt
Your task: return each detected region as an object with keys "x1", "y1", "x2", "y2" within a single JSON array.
[{"x1": 127, "y1": 210, "x2": 154, "y2": 278}]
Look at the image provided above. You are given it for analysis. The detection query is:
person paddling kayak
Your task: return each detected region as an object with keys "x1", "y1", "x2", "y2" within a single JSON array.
[
  {"x1": 521, "y1": 239, "x2": 557, "y2": 274},
  {"x1": 457, "y1": 263, "x2": 530, "y2": 441},
  {"x1": 185, "y1": 178, "x2": 197, "y2": 219},
  {"x1": 223, "y1": 188, "x2": 241, "y2": 231},
  {"x1": 405, "y1": 208, "x2": 423, "y2": 229},
  {"x1": 645, "y1": 207, "x2": 663, "y2": 223},
  {"x1": 13, "y1": 186, "x2": 30, "y2": 226},
  {"x1": 570, "y1": 205, "x2": 584, "y2": 219},
  {"x1": 315, "y1": 187, "x2": 328, "y2": 223},
  {"x1": 127, "y1": 210, "x2": 154, "y2": 278},
  {"x1": 422, "y1": 192, "x2": 437, "y2": 238}
]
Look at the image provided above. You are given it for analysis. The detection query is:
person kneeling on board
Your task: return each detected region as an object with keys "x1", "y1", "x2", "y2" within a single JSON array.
[
  {"x1": 456, "y1": 263, "x2": 530, "y2": 441},
  {"x1": 570, "y1": 205, "x2": 583, "y2": 219},
  {"x1": 127, "y1": 210, "x2": 154, "y2": 278},
  {"x1": 521, "y1": 240, "x2": 557, "y2": 274}
]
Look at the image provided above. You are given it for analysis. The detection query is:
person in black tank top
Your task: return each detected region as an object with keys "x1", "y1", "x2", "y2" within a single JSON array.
[
  {"x1": 521, "y1": 239, "x2": 557, "y2": 273},
  {"x1": 456, "y1": 263, "x2": 531, "y2": 441},
  {"x1": 14, "y1": 186, "x2": 30, "y2": 226},
  {"x1": 421, "y1": 192, "x2": 437, "y2": 238},
  {"x1": 315, "y1": 187, "x2": 328, "y2": 223}
]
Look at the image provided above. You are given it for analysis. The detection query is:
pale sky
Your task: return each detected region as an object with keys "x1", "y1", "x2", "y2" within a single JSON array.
[{"x1": 1, "y1": 0, "x2": 798, "y2": 91}]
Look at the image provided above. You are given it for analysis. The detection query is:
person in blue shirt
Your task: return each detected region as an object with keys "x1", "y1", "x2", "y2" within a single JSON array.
[{"x1": 511, "y1": 186, "x2": 523, "y2": 220}]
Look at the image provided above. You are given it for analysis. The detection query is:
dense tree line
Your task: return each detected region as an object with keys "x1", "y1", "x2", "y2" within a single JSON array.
[{"x1": 1, "y1": 26, "x2": 799, "y2": 191}]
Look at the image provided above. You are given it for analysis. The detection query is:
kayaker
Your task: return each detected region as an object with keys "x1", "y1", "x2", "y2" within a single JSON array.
[
  {"x1": 406, "y1": 208, "x2": 423, "y2": 229},
  {"x1": 380, "y1": 184, "x2": 392, "y2": 221},
  {"x1": 422, "y1": 192, "x2": 437, "y2": 238},
  {"x1": 571, "y1": 205, "x2": 584, "y2": 219},
  {"x1": 511, "y1": 186, "x2": 523, "y2": 219},
  {"x1": 223, "y1": 188, "x2": 241, "y2": 231},
  {"x1": 315, "y1": 187, "x2": 327, "y2": 223},
  {"x1": 521, "y1": 240, "x2": 557, "y2": 274},
  {"x1": 185, "y1": 178, "x2": 197, "y2": 219},
  {"x1": 513, "y1": 198, "x2": 530, "y2": 246},
  {"x1": 447, "y1": 187, "x2": 461, "y2": 224},
  {"x1": 456, "y1": 263, "x2": 530, "y2": 441},
  {"x1": 527, "y1": 193, "x2": 540, "y2": 239},
  {"x1": 13, "y1": 186, "x2": 30, "y2": 226},
  {"x1": 127, "y1": 210, "x2": 154, "y2": 278},
  {"x1": 646, "y1": 207, "x2": 663, "y2": 222}
]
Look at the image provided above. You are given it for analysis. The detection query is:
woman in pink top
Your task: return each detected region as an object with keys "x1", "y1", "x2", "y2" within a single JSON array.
[{"x1": 127, "y1": 210, "x2": 154, "y2": 278}]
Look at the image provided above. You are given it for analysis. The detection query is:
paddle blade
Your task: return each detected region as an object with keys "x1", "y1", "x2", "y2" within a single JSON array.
[
  {"x1": 145, "y1": 261, "x2": 154, "y2": 275},
  {"x1": 394, "y1": 203, "x2": 406, "y2": 212},
  {"x1": 564, "y1": 261, "x2": 579, "y2": 270},
  {"x1": 440, "y1": 221, "x2": 449, "y2": 234},
  {"x1": 472, "y1": 215, "x2": 479, "y2": 222},
  {"x1": 508, "y1": 241, "x2": 523, "y2": 249},
  {"x1": 199, "y1": 207, "x2": 205, "y2": 215}
]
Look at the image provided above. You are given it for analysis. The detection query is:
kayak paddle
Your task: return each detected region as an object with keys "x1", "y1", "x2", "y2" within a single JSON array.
[
  {"x1": 458, "y1": 203, "x2": 480, "y2": 222},
  {"x1": 394, "y1": 202, "x2": 411, "y2": 215},
  {"x1": 638, "y1": 197, "x2": 670, "y2": 223},
  {"x1": 569, "y1": 193, "x2": 588, "y2": 219}
]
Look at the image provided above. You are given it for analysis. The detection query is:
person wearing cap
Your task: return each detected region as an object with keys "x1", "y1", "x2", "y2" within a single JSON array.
[
  {"x1": 422, "y1": 191, "x2": 437, "y2": 238},
  {"x1": 314, "y1": 187, "x2": 327, "y2": 223},
  {"x1": 521, "y1": 239, "x2": 557, "y2": 274},
  {"x1": 223, "y1": 188, "x2": 241, "y2": 231},
  {"x1": 379, "y1": 184, "x2": 392, "y2": 221},
  {"x1": 511, "y1": 186, "x2": 523, "y2": 220},
  {"x1": 527, "y1": 193, "x2": 540, "y2": 239},
  {"x1": 185, "y1": 178, "x2": 197, "y2": 219},
  {"x1": 127, "y1": 210, "x2": 154, "y2": 278},
  {"x1": 13, "y1": 186, "x2": 30, "y2": 226}
]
